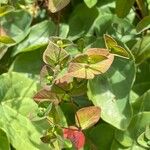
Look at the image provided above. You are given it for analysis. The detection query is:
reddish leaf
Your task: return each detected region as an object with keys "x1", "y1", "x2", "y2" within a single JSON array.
[
  {"x1": 33, "y1": 89, "x2": 61, "y2": 105},
  {"x1": 63, "y1": 126, "x2": 85, "y2": 149},
  {"x1": 75, "y1": 106, "x2": 101, "y2": 130}
]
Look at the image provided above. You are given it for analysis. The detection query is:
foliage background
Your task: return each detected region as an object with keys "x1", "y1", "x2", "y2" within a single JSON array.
[{"x1": 0, "y1": 0, "x2": 150, "y2": 149}]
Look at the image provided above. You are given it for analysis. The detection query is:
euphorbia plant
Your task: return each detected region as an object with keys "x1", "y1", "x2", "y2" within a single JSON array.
[{"x1": 33, "y1": 35, "x2": 129, "y2": 149}]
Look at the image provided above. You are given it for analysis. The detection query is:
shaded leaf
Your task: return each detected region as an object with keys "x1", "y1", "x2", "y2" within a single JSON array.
[
  {"x1": 116, "y1": 0, "x2": 135, "y2": 18},
  {"x1": 40, "y1": 65, "x2": 54, "y2": 90},
  {"x1": 75, "y1": 106, "x2": 101, "y2": 130},
  {"x1": 0, "y1": 129, "x2": 10, "y2": 150},
  {"x1": 136, "y1": 15, "x2": 150, "y2": 33},
  {"x1": 48, "y1": 105, "x2": 68, "y2": 127},
  {"x1": 132, "y1": 35, "x2": 150, "y2": 64}
]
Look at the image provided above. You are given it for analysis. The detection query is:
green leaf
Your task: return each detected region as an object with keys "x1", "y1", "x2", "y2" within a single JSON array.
[
  {"x1": 48, "y1": 105, "x2": 68, "y2": 127},
  {"x1": 133, "y1": 61, "x2": 150, "y2": 95},
  {"x1": 132, "y1": 90, "x2": 150, "y2": 115},
  {"x1": 48, "y1": 0, "x2": 70, "y2": 13},
  {"x1": 0, "y1": 72, "x2": 49, "y2": 150},
  {"x1": 136, "y1": 15, "x2": 150, "y2": 33},
  {"x1": 116, "y1": 0, "x2": 135, "y2": 18},
  {"x1": 75, "y1": 106, "x2": 101, "y2": 130},
  {"x1": 86, "y1": 123, "x2": 115, "y2": 149},
  {"x1": 104, "y1": 34, "x2": 129, "y2": 58},
  {"x1": 9, "y1": 48, "x2": 44, "y2": 75},
  {"x1": 145, "y1": 125, "x2": 150, "y2": 140},
  {"x1": 40, "y1": 65, "x2": 54, "y2": 89},
  {"x1": 87, "y1": 58, "x2": 135, "y2": 130},
  {"x1": 12, "y1": 20, "x2": 56, "y2": 56},
  {"x1": 84, "y1": 0, "x2": 97, "y2": 8},
  {"x1": 0, "y1": 129, "x2": 10, "y2": 150},
  {"x1": 68, "y1": 4, "x2": 99, "y2": 40},
  {"x1": 132, "y1": 35, "x2": 150, "y2": 64},
  {"x1": 0, "y1": 36, "x2": 16, "y2": 44},
  {"x1": 115, "y1": 112, "x2": 150, "y2": 149},
  {"x1": 0, "y1": 5, "x2": 14, "y2": 17},
  {"x1": 0, "y1": 0, "x2": 8, "y2": 4},
  {"x1": 1, "y1": 10, "x2": 32, "y2": 43},
  {"x1": 137, "y1": 132, "x2": 149, "y2": 148}
]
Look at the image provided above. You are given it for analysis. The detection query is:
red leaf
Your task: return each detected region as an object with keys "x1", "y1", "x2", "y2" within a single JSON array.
[{"x1": 63, "y1": 126, "x2": 85, "y2": 150}]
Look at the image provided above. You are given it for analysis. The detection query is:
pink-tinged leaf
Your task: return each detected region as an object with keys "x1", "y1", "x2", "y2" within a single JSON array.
[
  {"x1": 68, "y1": 63, "x2": 95, "y2": 79},
  {"x1": 75, "y1": 106, "x2": 101, "y2": 130},
  {"x1": 33, "y1": 89, "x2": 61, "y2": 105},
  {"x1": 40, "y1": 65, "x2": 54, "y2": 90},
  {"x1": 43, "y1": 41, "x2": 69, "y2": 68},
  {"x1": 63, "y1": 126, "x2": 85, "y2": 149},
  {"x1": 68, "y1": 48, "x2": 114, "y2": 79}
]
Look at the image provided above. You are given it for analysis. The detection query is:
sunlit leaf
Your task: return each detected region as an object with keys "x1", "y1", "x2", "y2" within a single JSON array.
[
  {"x1": 43, "y1": 41, "x2": 69, "y2": 68},
  {"x1": 137, "y1": 132, "x2": 149, "y2": 149},
  {"x1": 84, "y1": 0, "x2": 97, "y2": 8},
  {"x1": 63, "y1": 126, "x2": 85, "y2": 149},
  {"x1": 145, "y1": 125, "x2": 150, "y2": 140},
  {"x1": 0, "y1": 5, "x2": 14, "y2": 17},
  {"x1": 48, "y1": 0, "x2": 70, "y2": 13},
  {"x1": 104, "y1": 34, "x2": 129, "y2": 58},
  {"x1": 68, "y1": 48, "x2": 114, "y2": 79},
  {"x1": 75, "y1": 106, "x2": 101, "y2": 130},
  {"x1": 0, "y1": 36, "x2": 16, "y2": 44}
]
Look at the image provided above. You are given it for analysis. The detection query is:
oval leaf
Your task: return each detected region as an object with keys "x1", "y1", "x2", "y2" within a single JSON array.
[
  {"x1": 33, "y1": 89, "x2": 61, "y2": 105},
  {"x1": 43, "y1": 41, "x2": 69, "y2": 68},
  {"x1": 63, "y1": 126, "x2": 85, "y2": 149},
  {"x1": 75, "y1": 106, "x2": 101, "y2": 130},
  {"x1": 48, "y1": 0, "x2": 70, "y2": 13}
]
